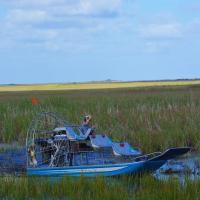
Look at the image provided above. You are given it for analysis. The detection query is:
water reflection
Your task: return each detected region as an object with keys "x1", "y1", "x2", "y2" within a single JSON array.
[{"x1": 0, "y1": 147, "x2": 26, "y2": 175}]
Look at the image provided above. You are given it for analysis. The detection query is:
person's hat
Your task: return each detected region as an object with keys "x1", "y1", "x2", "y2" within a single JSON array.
[{"x1": 84, "y1": 115, "x2": 92, "y2": 121}]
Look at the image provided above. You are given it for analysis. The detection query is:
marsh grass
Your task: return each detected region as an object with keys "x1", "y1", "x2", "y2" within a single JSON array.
[
  {"x1": 0, "y1": 85, "x2": 200, "y2": 153},
  {"x1": 0, "y1": 175, "x2": 199, "y2": 200},
  {"x1": 0, "y1": 176, "x2": 129, "y2": 200},
  {"x1": 0, "y1": 85, "x2": 200, "y2": 199}
]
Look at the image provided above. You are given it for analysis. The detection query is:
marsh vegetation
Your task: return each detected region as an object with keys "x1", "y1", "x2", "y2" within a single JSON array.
[
  {"x1": 0, "y1": 175, "x2": 200, "y2": 200},
  {"x1": 0, "y1": 85, "x2": 200, "y2": 153},
  {"x1": 0, "y1": 84, "x2": 200, "y2": 199}
]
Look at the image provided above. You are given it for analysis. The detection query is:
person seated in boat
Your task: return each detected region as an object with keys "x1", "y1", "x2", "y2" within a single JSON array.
[
  {"x1": 28, "y1": 145, "x2": 37, "y2": 167},
  {"x1": 80, "y1": 115, "x2": 95, "y2": 136}
]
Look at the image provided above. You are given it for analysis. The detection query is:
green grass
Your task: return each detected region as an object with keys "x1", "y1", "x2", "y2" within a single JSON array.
[
  {"x1": 0, "y1": 175, "x2": 199, "y2": 200},
  {"x1": 0, "y1": 85, "x2": 200, "y2": 152},
  {"x1": 0, "y1": 85, "x2": 200, "y2": 199}
]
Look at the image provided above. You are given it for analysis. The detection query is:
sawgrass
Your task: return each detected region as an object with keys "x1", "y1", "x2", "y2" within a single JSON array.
[
  {"x1": 0, "y1": 175, "x2": 199, "y2": 200},
  {"x1": 0, "y1": 84, "x2": 200, "y2": 199},
  {"x1": 0, "y1": 84, "x2": 200, "y2": 152},
  {"x1": 0, "y1": 80, "x2": 200, "y2": 92}
]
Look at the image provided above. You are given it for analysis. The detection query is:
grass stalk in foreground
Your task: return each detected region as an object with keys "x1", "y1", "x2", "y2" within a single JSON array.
[{"x1": 0, "y1": 175, "x2": 200, "y2": 200}]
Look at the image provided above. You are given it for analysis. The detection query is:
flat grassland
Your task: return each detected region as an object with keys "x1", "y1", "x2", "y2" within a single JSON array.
[
  {"x1": 0, "y1": 83, "x2": 200, "y2": 200},
  {"x1": 0, "y1": 80, "x2": 200, "y2": 92},
  {"x1": 0, "y1": 83, "x2": 199, "y2": 153}
]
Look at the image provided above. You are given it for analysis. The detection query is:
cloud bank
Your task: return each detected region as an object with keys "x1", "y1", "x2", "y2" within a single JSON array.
[
  {"x1": 0, "y1": 0, "x2": 199, "y2": 54},
  {"x1": 0, "y1": 0, "x2": 125, "y2": 51}
]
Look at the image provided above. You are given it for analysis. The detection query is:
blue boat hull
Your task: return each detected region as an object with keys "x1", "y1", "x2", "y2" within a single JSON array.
[
  {"x1": 27, "y1": 161, "x2": 146, "y2": 177},
  {"x1": 137, "y1": 147, "x2": 191, "y2": 173},
  {"x1": 27, "y1": 147, "x2": 191, "y2": 177}
]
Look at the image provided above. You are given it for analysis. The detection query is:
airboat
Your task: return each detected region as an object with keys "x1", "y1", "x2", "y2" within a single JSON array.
[{"x1": 26, "y1": 112, "x2": 190, "y2": 177}]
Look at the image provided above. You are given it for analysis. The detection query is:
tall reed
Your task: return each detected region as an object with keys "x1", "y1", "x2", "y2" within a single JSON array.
[
  {"x1": 0, "y1": 85, "x2": 199, "y2": 152},
  {"x1": 0, "y1": 175, "x2": 200, "y2": 199}
]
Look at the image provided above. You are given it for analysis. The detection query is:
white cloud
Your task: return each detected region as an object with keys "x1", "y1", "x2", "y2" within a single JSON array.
[
  {"x1": 2, "y1": 0, "x2": 69, "y2": 8},
  {"x1": 0, "y1": 0, "x2": 128, "y2": 52},
  {"x1": 2, "y1": 0, "x2": 122, "y2": 16},
  {"x1": 6, "y1": 9, "x2": 49, "y2": 24},
  {"x1": 139, "y1": 23, "x2": 183, "y2": 39},
  {"x1": 78, "y1": 0, "x2": 122, "y2": 15},
  {"x1": 137, "y1": 18, "x2": 184, "y2": 54}
]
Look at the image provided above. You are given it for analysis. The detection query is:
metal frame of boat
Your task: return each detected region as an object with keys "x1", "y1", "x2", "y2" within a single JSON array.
[{"x1": 26, "y1": 112, "x2": 190, "y2": 177}]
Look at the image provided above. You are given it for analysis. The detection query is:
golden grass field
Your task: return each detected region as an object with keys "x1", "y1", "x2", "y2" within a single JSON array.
[{"x1": 0, "y1": 80, "x2": 200, "y2": 92}]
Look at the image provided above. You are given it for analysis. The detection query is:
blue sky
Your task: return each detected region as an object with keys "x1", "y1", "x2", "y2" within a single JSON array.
[{"x1": 0, "y1": 0, "x2": 200, "y2": 84}]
